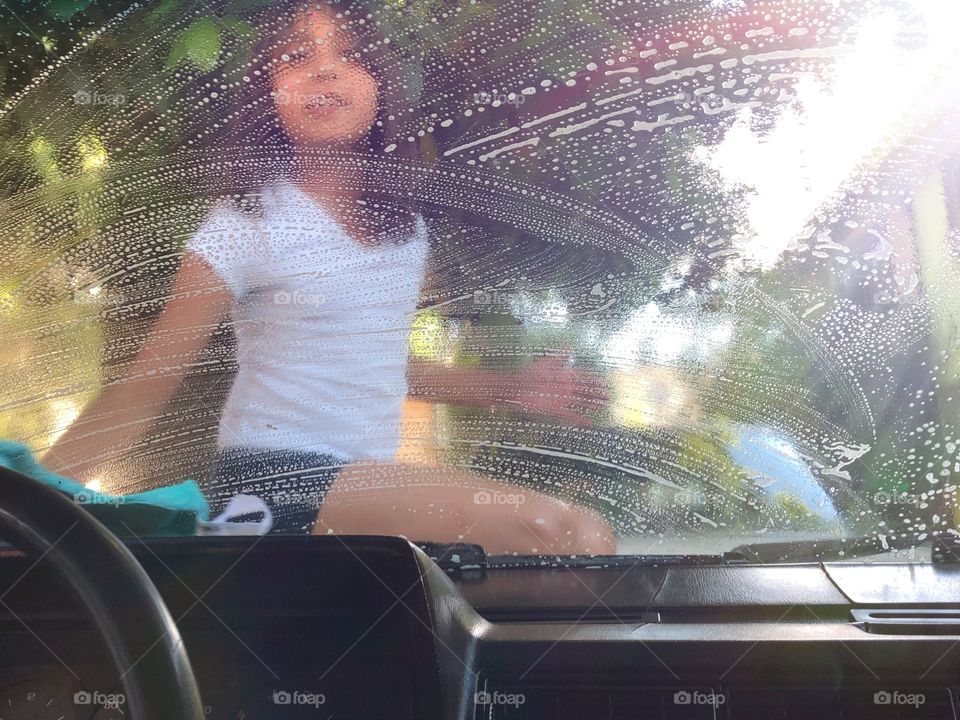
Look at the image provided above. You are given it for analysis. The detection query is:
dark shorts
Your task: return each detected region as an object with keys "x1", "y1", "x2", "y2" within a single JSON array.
[{"x1": 202, "y1": 447, "x2": 344, "y2": 535}]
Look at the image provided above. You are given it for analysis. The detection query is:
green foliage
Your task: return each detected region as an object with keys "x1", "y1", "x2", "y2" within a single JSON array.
[{"x1": 165, "y1": 17, "x2": 221, "y2": 73}]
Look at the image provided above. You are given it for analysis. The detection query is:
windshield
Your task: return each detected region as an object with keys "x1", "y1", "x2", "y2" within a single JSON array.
[{"x1": 1, "y1": 0, "x2": 958, "y2": 559}]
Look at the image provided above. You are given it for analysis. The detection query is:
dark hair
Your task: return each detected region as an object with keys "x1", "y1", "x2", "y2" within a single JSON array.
[{"x1": 214, "y1": 0, "x2": 430, "y2": 243}]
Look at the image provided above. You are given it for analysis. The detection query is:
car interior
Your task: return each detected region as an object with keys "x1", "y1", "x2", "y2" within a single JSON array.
[
  {"x1": 2, "y1": 0, "x2": 960, "y2": 718},
  {"x1": 2, "y1": 505, "x2": 960, "y2": 718}
]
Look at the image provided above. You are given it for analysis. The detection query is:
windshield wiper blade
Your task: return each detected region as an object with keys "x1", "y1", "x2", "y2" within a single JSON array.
[
  {"x1": 417, "y1": 532, "x2": 960, "y2": 571},
  {"x1": 485, "y1": 553, "x2": 727, "y2": 569},
  {"x1": 415, "y1": 541, "x2": 726, "y2": 573},
  {"x1": 724, "y1": 531, "x2": 960, "y2": 564}
]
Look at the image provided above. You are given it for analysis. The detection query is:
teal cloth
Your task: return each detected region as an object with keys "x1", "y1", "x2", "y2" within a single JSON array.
[{"x1": 0, "y1": 440, "x2": 209, "y2": 537}]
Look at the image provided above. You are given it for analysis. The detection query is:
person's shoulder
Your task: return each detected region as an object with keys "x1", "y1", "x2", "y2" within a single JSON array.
[{"x1": 183, "y1": 199, "x2": 266, "y2": 297}]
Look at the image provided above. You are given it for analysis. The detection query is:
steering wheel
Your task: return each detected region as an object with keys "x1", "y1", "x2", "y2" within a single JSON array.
[{"x1": 0, "y1": 464, "x2": 205, "y2": 720}]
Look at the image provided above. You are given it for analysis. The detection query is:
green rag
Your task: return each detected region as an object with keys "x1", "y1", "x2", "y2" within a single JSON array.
[{"x1": 0, "y1": 440, "x2": 209, "y2": 537}]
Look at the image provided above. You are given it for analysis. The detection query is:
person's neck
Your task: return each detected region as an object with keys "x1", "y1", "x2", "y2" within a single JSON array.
[
  {"x1": 291, "y1": 141, "x2": 363, "y2": 207},
  {"x1": 290, "y1": 146, "x2": 368, "y2": 242},
  {"x1": 290, "y1": 152, "x2": 363, "y2": 208}
]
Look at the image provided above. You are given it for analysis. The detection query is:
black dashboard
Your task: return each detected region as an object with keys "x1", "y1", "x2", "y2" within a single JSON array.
[{"x1": 1, "y1": 536, "x2": 959, "y2": 719}]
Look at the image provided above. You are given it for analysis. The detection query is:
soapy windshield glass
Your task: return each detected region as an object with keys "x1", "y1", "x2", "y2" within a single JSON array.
[{"x1": 1, "y1": 0, "x2": 958, "y2": 557}]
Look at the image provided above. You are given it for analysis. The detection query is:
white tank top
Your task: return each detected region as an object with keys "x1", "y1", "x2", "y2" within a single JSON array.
[{"x1": 185, "y1": 181, "x2": 429, "y2": 461}]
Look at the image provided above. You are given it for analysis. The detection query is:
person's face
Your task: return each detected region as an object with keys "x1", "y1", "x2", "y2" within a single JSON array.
[{"x1": 270, "y1": 8, "x2": 379, "y2": 149}]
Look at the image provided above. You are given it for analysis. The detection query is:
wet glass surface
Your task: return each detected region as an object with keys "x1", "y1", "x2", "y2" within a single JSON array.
[{"x1": 1, "y1": 0, "x2": 958, "y2": 555}]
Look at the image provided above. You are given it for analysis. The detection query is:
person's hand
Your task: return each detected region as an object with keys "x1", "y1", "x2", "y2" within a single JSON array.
[
  {"x1": 314, "y1": 463, "x2": 616, "y2": 555},
  {"x1": 514, "y1": 355, "x2": 609, "y2": 426}
]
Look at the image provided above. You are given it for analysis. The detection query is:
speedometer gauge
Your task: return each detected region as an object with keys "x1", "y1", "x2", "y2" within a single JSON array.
[{"x1": 0, "y1": 679, "x2": 69, "y2": 720}]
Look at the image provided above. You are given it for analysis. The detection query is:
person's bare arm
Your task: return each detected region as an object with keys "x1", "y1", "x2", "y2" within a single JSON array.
[
  {"x1": 407, "y1": 355, "x2": 608, "y2": 425},
  {"x1": 407, "y1": 358, "x2": 515, "y2": 406},
  {"x1": 43, "y1": 251, "x2": 232, "y2": 479}
]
